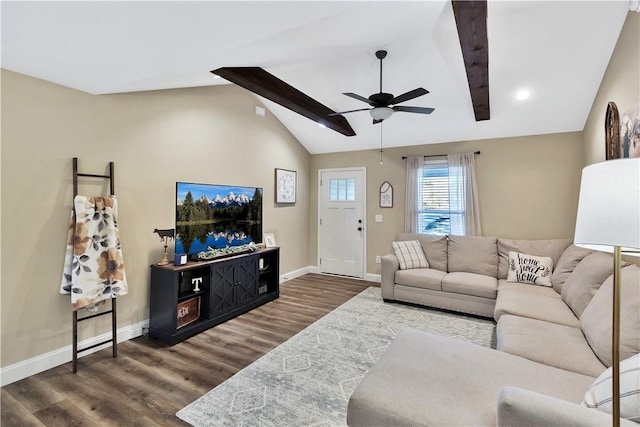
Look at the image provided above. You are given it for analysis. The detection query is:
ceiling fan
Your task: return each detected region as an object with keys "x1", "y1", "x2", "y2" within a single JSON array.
[{"x1": 330, "y1": 50, "x2": 435, "y2": 124}]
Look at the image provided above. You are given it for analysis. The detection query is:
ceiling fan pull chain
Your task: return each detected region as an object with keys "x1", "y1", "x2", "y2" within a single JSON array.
[{"x1": 380, "y1": 122, "x2": 384, "y2": 165}]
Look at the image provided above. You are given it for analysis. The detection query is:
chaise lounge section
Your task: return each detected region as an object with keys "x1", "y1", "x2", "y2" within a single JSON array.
[{"x1": 349, "y1": 234, "x2": 640, "y2": 426}]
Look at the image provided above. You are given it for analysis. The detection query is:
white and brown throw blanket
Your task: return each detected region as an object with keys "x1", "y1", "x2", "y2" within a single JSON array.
[{"x1": 60, "y1": 196, "x2": 128, "y2": 311}]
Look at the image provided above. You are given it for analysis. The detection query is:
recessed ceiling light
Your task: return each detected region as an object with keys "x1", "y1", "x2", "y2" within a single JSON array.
[{"x1": 515, "y1": 90, "x2": 530, "y2": 101}]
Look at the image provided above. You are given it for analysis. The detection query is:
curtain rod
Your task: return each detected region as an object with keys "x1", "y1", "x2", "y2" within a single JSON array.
[{"x1": 402, "y1": 150, "x2": 480, "y2": 160}]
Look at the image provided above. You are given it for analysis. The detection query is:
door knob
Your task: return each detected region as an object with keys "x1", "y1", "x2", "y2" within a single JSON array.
[
  {"x1": 358, "y1": 227, "x2": 363, "y2": 231},
  {"x1": 358, "y1": 219, "x2": 362, "y2": 223}
]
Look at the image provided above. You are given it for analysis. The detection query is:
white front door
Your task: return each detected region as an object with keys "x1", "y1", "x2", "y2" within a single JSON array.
[{"x1": 318, "y1": 168, "x2": 366, "y2": 278}]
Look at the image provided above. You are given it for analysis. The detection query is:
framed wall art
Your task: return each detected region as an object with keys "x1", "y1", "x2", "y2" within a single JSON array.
[
  {"x1": 606, "y1": 101, "x2": 640, "y2": 160},
  {"x1": 620, "y1": 103, "x2": 640, "y2": 158},
  {"x1": 263, "y1": 233, "x2": 277, "y2": 248},
  {"x1": 379, "y1": 181, "x2": 393, "y2": 208},
  {"x1": 275, "y1": 168, "x2": 297, "y2": 204}
]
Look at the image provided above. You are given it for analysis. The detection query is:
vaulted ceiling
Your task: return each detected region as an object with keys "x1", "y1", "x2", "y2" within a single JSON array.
[{"x1": 1, "y1": 1, "x2": 630, "y2": 154}]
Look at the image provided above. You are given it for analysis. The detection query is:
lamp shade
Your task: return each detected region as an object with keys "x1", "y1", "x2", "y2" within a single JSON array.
[
  {"x1": 574, "y1": 158, "x2": 640, "y2": 255},
  {"x1": 370, "y1": 107, "x2": 393, "y2": 121}
]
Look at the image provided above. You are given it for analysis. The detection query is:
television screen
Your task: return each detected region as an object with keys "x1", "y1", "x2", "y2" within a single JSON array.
[{"x1": 176, "y1": 182, "x2": 263, "y2": 257}]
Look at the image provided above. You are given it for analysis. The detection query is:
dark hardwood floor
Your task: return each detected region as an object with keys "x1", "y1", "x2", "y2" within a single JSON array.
[{"x1": 1, "y1": 274, "x2": 376, "y2": 426}]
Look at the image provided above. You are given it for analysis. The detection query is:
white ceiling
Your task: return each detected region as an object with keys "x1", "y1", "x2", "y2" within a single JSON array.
[{"x1": 1, "y1": 1, "x2": 630, "y2": 154}]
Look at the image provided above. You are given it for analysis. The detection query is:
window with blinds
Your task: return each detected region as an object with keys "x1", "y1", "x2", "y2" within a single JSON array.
[{"x1": 420, "y1": 159, "x2": 451, "y2": 235}]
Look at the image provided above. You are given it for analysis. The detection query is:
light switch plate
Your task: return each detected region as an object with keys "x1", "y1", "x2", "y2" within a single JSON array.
[{"x1": 375, "y1": 214, "x2": 383, "y2": 223}]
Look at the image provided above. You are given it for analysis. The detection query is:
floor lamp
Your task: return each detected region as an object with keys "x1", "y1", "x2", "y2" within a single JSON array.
[{"x1": 573, "y1": 158, "x2": 640, "y2": 427}]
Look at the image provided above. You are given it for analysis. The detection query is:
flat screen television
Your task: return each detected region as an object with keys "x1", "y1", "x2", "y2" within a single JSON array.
[{"x1": 175, "y1": 182, "x2": 263, "y2": 258}]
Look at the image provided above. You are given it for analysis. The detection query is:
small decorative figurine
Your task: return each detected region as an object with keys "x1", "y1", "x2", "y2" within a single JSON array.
[{"x1": 153, "y1": 228, "x2": 175, "y2": 266}]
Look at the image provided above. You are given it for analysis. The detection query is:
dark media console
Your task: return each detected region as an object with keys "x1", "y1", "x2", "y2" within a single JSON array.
[{"x1": 149, "y1": 247, "x2": 280, "y2": 345}]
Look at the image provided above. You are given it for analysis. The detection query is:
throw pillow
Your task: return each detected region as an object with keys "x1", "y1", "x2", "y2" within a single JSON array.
[
  {"x1": 582, "y1": 353, "x2": 640, "y2": 421},
  {"x1": 392, "y1": 240, "x2": 429, "y2": 270},
  {"x1": 497, "y1": 238, "x2": 571, "y2": 279},
  {"x1": 506, "y1": 251, "x2": 553, "y2": 286},
  {"x1": 397, "y1": 233, "x2": 448, "y2": 272}
]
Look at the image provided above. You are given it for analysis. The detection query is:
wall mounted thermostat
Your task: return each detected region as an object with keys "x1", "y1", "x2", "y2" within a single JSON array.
[{"x1": 174, "y1": 253, "x2": 188, "y2": 266}]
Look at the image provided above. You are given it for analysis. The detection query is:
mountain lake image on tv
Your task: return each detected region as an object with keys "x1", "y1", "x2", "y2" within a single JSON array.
[{"x1": 176, "y1": 182, "x2": 263, "y2": 258}]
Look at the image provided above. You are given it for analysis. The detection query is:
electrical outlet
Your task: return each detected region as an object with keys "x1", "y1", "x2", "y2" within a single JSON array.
[{"x1": 375, "y1": 255, "x2": 381, "y2": 264}]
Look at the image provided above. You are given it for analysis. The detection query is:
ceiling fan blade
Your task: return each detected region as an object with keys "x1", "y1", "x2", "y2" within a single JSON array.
[
  {"x1": 212, "y1": 67, "x2": 356, "y2": 137},
  {"x1": 389, "y1": 88, "x2": 429, "y2": 105},
  {"x1": 393, "y1": 105, "x2": 435, "y2": 114},
  {"x1": 343, "y1": 92, "x2": 372, "y2": 104},
  {"x1": 329, "y1": 108, "x2": 371, "y2": 116},
  {"x1": 373, "y1": 119, "x2": 384, "y2": 125}
]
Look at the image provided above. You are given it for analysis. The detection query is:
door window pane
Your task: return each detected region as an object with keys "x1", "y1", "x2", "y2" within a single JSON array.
[{"x1": 328, "y1": 178, "x2": 355, "y2": 201}]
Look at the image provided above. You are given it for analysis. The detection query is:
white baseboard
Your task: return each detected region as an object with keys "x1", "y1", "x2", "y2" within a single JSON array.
[
  {"x1": 1, "y1": 319, "x2": 148, "y2": 387},
  {"x1": 2, "y1": 266, "x2": 376, "y2": 387},
  {"x1": 365, "y1": 273, "x2": 381, "y2": 283},
  {"x1": 284, "y1": 265, "x2": 380, "y2": 284},
  {"x1": 280, "y1": 265, "x2": 316, "y2": 283}
]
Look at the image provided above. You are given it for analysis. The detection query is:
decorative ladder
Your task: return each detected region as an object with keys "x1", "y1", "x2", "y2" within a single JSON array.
[{"x1": 71, "y1": 157, "x2": 118, "y2": 373}]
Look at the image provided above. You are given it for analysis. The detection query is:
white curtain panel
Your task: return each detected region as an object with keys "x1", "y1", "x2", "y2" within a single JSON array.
[
  {"x1": 404, "y1": 156, "x2": 424, "y2": 233},
  {"x1": 447, "y1": 152, "x2": 482, "y2": 236}
]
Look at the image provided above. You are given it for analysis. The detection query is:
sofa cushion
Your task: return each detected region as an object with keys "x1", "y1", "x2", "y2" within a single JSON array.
[
  {"x1": 397, "y1": 233, "x2": 448, "y2": 272},
  {"x1": 447, "y1": 235, "x2": 498, "y2": 277},
  {"x1": 552, "y1": 245, "x2": 593, "y2": 292},
  {"x1": 580, "y1": 264, "x2": 640, "y2": 367},
  {"x1": 494, "y1": 286, "x2": 580, "y2": 327},
  {"x1": 582, "y1": 353, "x2": 640, "y2": 422},
  {"x1": 498, "y1": 238, "x2": 572, "y2": 279},
  {"x1": 497, "y1": 314, "x2": 606, "y2": 377},
  {"x1": 498, "y1": 279, "x2": 561, "y2": 299},
  {"x1": 442, "y1": 272, "x2": 498, "y2": 299},
  {"x1": 395, "y1": 268, "x2": 445, "y2": 291},
  {"x1": 392, "y1": 240, "x2": 428, "y2": 270},
  {"x1": 561, "y1": 252, "x2": 615, "y2": 318},
  {"x1": 347, "y1": 329, "x2": 595, "y2": 427},
  {"x1": 507, "y1": 251, "x2": 553, "y2": 286}
]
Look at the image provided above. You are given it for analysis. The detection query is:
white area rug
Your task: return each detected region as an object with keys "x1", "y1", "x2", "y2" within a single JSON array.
[{"x1": 177, "y1": 287, "x2": 496, "y2": 426}]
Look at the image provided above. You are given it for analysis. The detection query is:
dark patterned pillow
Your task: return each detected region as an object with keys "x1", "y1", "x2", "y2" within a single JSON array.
[
  {"x1": 392, "y1": 240, "x2": 429, "y2": 270},
  {"x1": 507, "y1": 251, "x2": 553, "y2": 286}
]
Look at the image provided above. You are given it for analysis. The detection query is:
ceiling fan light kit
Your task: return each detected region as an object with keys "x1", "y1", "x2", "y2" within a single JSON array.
[{"x1": 370, "y1": 107, "x2": 393, "y2": 121}]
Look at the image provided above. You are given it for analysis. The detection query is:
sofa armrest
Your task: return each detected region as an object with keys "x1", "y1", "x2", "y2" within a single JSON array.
[
  {"x1": 497, "y1": 386, "x2": 637, "y2": 427},
  {"x1": 380, "y1": 254, "x2": 399, "y2": 300}
]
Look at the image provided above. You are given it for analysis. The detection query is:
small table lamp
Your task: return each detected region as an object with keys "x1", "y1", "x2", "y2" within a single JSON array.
[{"x1": 573, "y1": 158, "x2": 640, "y2": 427}]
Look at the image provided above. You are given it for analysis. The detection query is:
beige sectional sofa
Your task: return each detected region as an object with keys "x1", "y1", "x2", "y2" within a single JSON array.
[{"x1": 348, "y1": 234, "x2": 640, "y2": 426}]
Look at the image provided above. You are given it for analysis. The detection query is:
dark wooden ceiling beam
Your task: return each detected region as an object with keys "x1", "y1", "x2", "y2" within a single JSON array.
[
  {"x1": 452, "y1": 0, "x2": 490, "y2": 121},
  {"x1": 211, "y1": 67, "x2": 356, "y2": 137}
]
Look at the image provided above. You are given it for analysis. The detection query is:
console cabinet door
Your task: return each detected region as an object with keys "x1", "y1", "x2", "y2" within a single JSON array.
[
  {"x1": 235, "y1": 255, "x2": 259, "y2": 305},
  {"x1": 210, "y1": 262, "x2": 236, "y2": 317}
]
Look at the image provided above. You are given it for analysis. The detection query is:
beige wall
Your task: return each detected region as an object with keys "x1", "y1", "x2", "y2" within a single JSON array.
[
  {"x1": 1, "y1": 70, "x2": 311, "y2": 367},
  {"x1": 583, "y1": 12, "x2": 640, "y2": 165},
  {"x1": 2, "y1": 12, "x2": 636, "y2": 372},
  {"x1": 310, "y1": 132, "x2": 584, "y2": 275}
]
